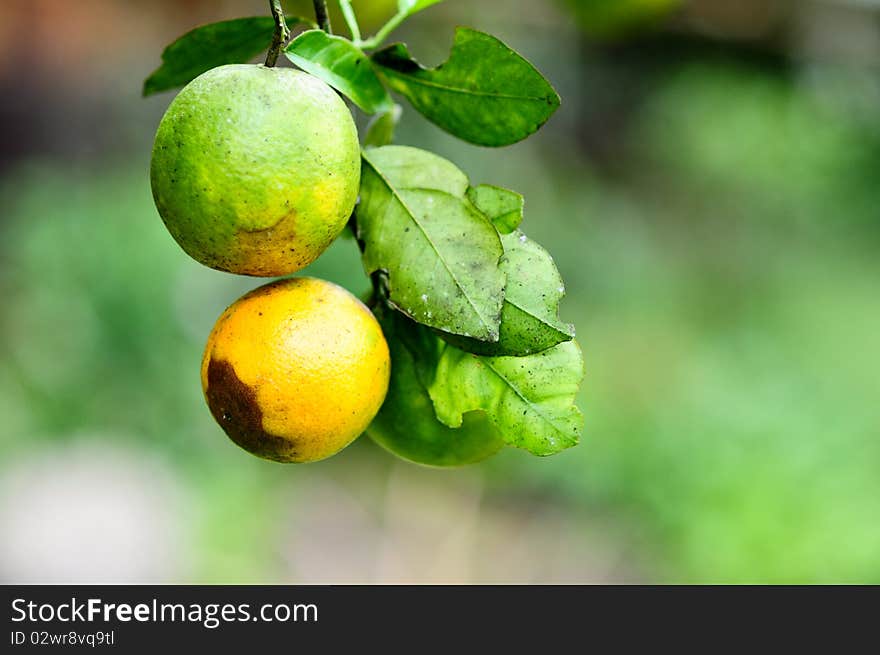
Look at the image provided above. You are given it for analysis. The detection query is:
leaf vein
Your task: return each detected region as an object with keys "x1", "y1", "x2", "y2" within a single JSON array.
[
  {"x1": 381, "y1": 70, "x2": 552, "y2": 102},
  {"x1": 482, "y1": 358, "x2": 572, "y2": 439}
]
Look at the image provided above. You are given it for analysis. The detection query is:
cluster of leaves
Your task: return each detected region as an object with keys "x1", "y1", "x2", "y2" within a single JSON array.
[{"x1": 143, "y1": 0, "x2": 584, "y2": 457}]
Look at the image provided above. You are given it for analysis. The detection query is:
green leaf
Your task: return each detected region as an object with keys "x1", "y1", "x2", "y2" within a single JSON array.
[
  {"x1": 372, "y1": 27, "x2": 560, "y2": 146},
  {"x1": 363, "y1": 104, "x2": 402, "y2": 147},
  {"x1": 143, "y1": 16, "x2": 312, "y2": 96},
  {"x1": 357, "y1": 146, "x2": 505, "y2": 341},
  {"x1": 467, "y1": 184, "x2": 523, "y2": 234},
  {"x1": 285, "y1": 30, "x2": 392, "y2": 114},
  {"x1": 378, "y1": 308, "x2": 582, "y2": 457},
  {"x1": 398, "y1": 0, "x2": 444, "y2": 17},
  {"x1": 427, "y1": 337, "x2": 584, "y2": 456},
  {"x1": 442, "y1": 229, "x2": 575, "y2": 356}
]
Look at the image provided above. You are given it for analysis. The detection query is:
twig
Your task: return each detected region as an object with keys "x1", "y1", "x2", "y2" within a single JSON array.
[
  {"x1": 264, "y1": 0, "x2": 290, "y2": 67},
  {"x1": 313, "y1": 0, "x2": 332, "y2": 33}
]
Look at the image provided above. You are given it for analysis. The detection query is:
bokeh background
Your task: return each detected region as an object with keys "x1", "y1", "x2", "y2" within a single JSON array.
[{"x1": 1, "y1": 0, "x2": 879, "y2": 583}]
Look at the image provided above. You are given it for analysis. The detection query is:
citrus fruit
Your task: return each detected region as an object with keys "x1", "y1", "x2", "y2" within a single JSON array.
[
  {"x1": 150, "y1": 64, "x2": 360, "y2": 276},
  {"x1": 201, "y1": 277, "x2": 390, "y2": 463},
  {"x1": 367, "y1": 314, "x2": 504, "y2": 467}
]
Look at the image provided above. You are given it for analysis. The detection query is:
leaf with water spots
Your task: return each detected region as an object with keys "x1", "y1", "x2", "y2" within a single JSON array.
[
  {"x1": 357, "y1": 145, "x2": 505, "y2": 341},
  {"x1": 441, "y1": 229, "x2": 575, "y2": 356}
]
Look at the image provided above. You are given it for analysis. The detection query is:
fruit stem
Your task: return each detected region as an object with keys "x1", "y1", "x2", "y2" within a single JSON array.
[
  {"x1": 264, "y1": 0, "x2": 290, "y2": 67},
  {"x1": 313, "y1": 0, "x2": 332, "y2": 33}
]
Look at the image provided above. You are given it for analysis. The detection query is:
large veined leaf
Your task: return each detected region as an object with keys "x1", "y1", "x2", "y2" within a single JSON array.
[
  {"x1": 380, "y1": 309, "x2": 582, "y2": 456},
  {"x1": 143, "y1": 16, "x2": 312, "y2": 96},
  {"x1": 372, "y1": 28, "x2": 560, "y2": 146},
  {"x1": 357, "y1": 146, "x2": 505, "y2": 341},
  {"x1": 442, "y1": 229, "x2": 575, "y2": 356},
  {"x1": 427, "y1": 338, "x2": 584, "y2": 456},
  {"x1": 285, "y1": 30, "x2": 393, "y2": 113}
]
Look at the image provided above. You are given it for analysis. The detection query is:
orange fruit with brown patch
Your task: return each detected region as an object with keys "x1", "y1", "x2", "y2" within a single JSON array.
[{"x1": 201, "y1": 277, "x2": 390, "y2": 463}]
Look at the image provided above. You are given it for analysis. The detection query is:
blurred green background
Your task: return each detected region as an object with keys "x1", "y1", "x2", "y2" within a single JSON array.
[{"x1": 1, "y1": 0, "x2": 879, "y2": 583}]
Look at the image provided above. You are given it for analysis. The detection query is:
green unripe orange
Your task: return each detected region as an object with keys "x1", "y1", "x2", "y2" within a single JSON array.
[{"x1": 150, "y1": 64, "x2": 360, "y2": 276}]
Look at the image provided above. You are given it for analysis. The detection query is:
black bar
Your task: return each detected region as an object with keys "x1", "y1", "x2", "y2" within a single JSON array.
[{"x1": 1, "y1": 585, "x2": 877, "y2": 649}]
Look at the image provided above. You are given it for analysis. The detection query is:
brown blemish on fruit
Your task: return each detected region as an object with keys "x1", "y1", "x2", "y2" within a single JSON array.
[
  {"x1": 229, "y1": 209, "x2": 307, "y2": 276},
  {"x1": 206, "y1": 358, "x2": 296, "y2": 462}
]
